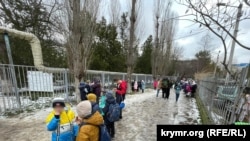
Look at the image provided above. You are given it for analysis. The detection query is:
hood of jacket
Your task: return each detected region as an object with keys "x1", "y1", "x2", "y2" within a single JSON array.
[
  {"x1": 105, "y1": 92, "x2": 116, "y2": 104},
  {"x1": 83, "y1": 111, "x2": 103, "y2": 126}
]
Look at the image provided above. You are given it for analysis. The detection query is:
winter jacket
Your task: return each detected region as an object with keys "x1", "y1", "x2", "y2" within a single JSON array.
[
  {"x1": 141, "y1": 81, "x2": 145, "y2": 89},
  {"x1": 186, "y1": 85, "x2": 191, "y2": 92},
  {"x1": 45, "y1": 109, "x2": 78, "y2": 141},
  {"x1": 91, "y1": 82, "x2": 101, "y2": 97},
  {"x1": 102, "y1": 92, "x2": 116, "y2": 125},
  {"x1": 157, "y1": 81, "x2": 162, "y2": 89},
  {"x1": 79, "y1": 82, "x2": 91, "y2": 100},
  {"x1": 116, "y1": 81, "x2": 127, "y2": 95},
  {"x1": 153, "y1": 80, "x2": 158, "y2": 88},
  {"x1": 174, "y1": 83, "x2": 182, "y2": 94},
  {"x1": 191, "y1": 81, "x2": 197, "y2": 93},
  {"x1": 90, "y1": 102, "x2": 101, "y2": 115},
  {"x1": 76, "y1": 111, "x2": 104, "y2": 141},
  {"x1": 134, "y1": 81, "x2": 138, "y2": 90}
]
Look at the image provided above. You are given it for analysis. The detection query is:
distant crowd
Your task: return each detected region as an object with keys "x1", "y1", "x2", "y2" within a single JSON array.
[{"x1": 154, "y1": 77, "x2": 197, "y2": 102}]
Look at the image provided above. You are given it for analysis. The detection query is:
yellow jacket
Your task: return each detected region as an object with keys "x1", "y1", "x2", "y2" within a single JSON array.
[
  {"x1": 76, "y1": 111, "x2": 104, "y2": 141},
  {"x1": 45, "y1": 108, "x2": 78, "y2": 141},
  {"x1": 45, "y1": 109, "x2": 75, "y2": 125}
]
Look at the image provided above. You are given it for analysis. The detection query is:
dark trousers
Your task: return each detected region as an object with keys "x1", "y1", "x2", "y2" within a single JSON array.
[
  {"x1": 106, "y1": 122, "x2": 115, "y2": 137},
  {"x1": 162, "y1": 88, "x2": 170, "y2": 99},
  {"x1": 176, "y1": 93, "x2": 180, "y2": 102},
  {"x1": 142, "y1": 89, "x2": 144, "y2": 93},
  {"x1": 116, "y1": 93, "x2": 125, "y2": 118}
]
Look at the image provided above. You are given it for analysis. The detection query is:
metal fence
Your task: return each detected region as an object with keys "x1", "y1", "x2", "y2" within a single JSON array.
[
  {"x1": 197, "y1": 67, "x2": 250, "y2": 124},
  {"x1": 0, "y1": 64, "x2": 154, "y2": 115}
]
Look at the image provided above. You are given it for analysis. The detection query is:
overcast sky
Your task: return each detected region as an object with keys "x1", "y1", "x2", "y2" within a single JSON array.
[{"x1": 101, "y1": 0, "x2": 250, "y2": 64}]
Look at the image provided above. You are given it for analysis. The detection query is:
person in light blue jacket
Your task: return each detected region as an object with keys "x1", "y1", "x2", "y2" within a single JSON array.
[
  {"x1": 141, "y1": 80, "x2": 146, "y2": 93},
  {"x1": 174, "y1": 82, "x2": 182, "y2": 102},
  {"x1": 46, "y1": 98, "x2": 78, "y2": 141}
]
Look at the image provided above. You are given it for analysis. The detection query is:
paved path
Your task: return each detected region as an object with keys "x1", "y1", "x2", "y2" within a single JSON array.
[{"x1": 114, "y1": 89, "x2": 201, "y2": 141}]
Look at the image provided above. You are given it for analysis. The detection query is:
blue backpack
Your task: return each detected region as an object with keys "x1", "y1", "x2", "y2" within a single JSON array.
[
  {"x1": 80, "y1": 123, "x2": 111, "y2": 141},
  {"x1": 107, "y1": 103, "x2": 121, "y2": 122},
  {"x1": 98, "y1": 124, "x2": 111, "y2": 141}
]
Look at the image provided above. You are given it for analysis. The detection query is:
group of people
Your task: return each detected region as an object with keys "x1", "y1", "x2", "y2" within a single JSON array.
[
  {"x1": 46, "y1": 78, "x2": 127, "y2": 141},
  {"x1": 131, "y1": 80, "x2": 146, "y2": 93},
  {"x1": 180, "y1": 78, "x2": 197, "y2": 98},
  {"x1": 154, "y1": 77, "x2": 198, "y2": 103},
  {"x1": 79, "y1": 78, "x2": 102, "y2": 104}
]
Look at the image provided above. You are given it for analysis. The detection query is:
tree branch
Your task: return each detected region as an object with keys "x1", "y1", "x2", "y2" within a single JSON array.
[{"x1": 187, "y1": 0, "x2": 250, "y2": 50}]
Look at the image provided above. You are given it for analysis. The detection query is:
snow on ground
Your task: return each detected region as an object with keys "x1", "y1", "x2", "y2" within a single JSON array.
[{"x1": 0, "y1": 89, "x2": 201, "y2": 141}]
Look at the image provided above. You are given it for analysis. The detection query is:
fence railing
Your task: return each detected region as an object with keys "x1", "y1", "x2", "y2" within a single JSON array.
[
  {"x1": 0, "y1": 64, "x2": 157, "y2": 115},
  {"x1": 197, "y1": 72, "x2": 250, "y2": 124}
]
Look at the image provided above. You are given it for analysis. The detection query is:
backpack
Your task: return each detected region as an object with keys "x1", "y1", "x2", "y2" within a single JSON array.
[
  {"x1": 80, "y1": 123, "x2": 111, "y2": 141},
  {"x1": 175, "y1": 84, "x2": 181, "y2": 90},
  {"x1": 107, "y1": 103, "x2": 121, "y2": 122},
  {"x1": 161, "y1": 79, "x2": 169, "y2": 88},
  {"x1": 99, "y1": 124, "x2": 111, "y2": 141}
]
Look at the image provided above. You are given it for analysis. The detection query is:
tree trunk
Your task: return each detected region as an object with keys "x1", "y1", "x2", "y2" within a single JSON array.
[
  {"x1": 127, "y1": 0, "x2": 136, "y2": 94},
  {"x1": 74, "y1": 77, "x2": 81, "y2": 103},
  {"x1": 127, "y1": 66, "x2": 132, "y2": 94}
]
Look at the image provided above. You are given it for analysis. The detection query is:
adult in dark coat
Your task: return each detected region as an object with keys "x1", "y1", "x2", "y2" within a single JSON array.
[{"x1": 91, "y1": 78, "x2": 101, "y2": 104}]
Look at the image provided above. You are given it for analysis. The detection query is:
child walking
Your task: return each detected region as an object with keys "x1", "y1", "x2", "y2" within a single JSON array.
[
  {"x1": 102, "y1": 92, "x2": 120, "y2": 139},
  {"x1": 174, "y1": 82, "x2": 182, "y2": 102}
]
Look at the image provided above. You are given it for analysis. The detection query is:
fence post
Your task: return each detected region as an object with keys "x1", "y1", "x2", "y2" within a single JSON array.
[
  {"x1": 122, "y1": 74, "x2": 125, "y2": 80},
  {"x1": 64, "y1": 69, "x2": 69, "y2": 102},
  {"x1": 229, "y1": 67, "x2": 249, "y2": 124},
  {"x1": 102, "y1": 72, "x2": 105, "y2": 89},
  {"x1": 3, "y1": 33, "x2": 21, "y2": 109}
]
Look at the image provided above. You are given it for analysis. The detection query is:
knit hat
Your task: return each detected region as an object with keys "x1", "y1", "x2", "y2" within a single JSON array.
[
  {"x1": 76, "y1": 100, "x2": 92, "y2": 118},
  {"x1": 87, "y1": 93, "x2": 97, "y2": 102},
  {"x1": 52, "y1": 97, "x2": 65, "y2": 108}
]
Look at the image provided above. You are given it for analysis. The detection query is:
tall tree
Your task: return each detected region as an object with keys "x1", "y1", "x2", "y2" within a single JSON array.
[
  {"x1": 119, "y1": 12, "x2": 129, "y2": 53},
  {"x1": 109, "y1": 0, "x2": 121, "y2": 27},
  {"x1": 168, "y1": 44, "x2": 183, "y2": 75},
  {"x1": 90, "y1": 17, "x2": 126, "y2": 72},
  {"x1": 60, "y1": 0, "x2": 101, "y2": 102},
  {"x1": 126, "y1": 0, "x2": 142, "y2": 93},
  {"x1": 195, "y1": 50, "x2": 211, "y2": 72},
  {"x1": 135, "y1": 35, "x2": 153, "y2": 74},
  {"x1": 0, "y1": 0, "x2": 66, "y2": 67},
  {"x1": 152, "y1": 0, "x2": 178, "y2": 77}
]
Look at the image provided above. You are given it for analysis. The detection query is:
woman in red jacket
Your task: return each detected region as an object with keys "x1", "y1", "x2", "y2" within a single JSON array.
[{"x1": 114, "y1": 79, "x2": 127, "y2": 119}]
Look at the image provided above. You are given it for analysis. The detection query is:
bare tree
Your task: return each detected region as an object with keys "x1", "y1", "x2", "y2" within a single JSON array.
[
  {"x1": 152, "y1": 0, "x2": 178, "y2": 77},
  {"x1": 109, "y1": 0, "x2": 121, "y2": 26},
  {"x1": 170, "y1": 44, "x2": 184, "y2": 75},
  {"x1": 172, "y1": 45, "x2": 183, "y2": 61},
  {"x1": 177, "y1": 0, "x2": 250, "y2": 77},
  {"x1": 125, "y1": 0, "x2": 143, "y2": 93},
  {"x1": 198, "y1": 32, "x2": 214, "y2": 51},
  {"x1": 58, "y1": 0, "x2": 101, "y2": 102}
]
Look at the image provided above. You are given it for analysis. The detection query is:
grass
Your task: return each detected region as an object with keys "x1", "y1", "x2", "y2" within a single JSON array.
[{"x1": 195, "y1": 90, "x2": 212, "y2": 124}]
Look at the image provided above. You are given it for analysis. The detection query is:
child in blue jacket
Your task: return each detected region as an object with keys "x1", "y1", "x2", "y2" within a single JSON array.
[
  {"x1": 45, "y1": 98, "x2": 78, "y2": 141},
  {"x1": 174, "y1": 82, "x2": 182, "y2": 102}
]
